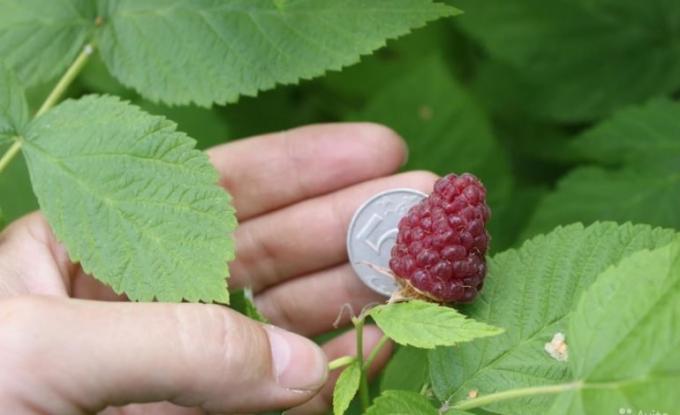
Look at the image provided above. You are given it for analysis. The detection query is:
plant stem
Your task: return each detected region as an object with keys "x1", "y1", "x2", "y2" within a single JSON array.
[
  {"x1": 452, "y1": 381, "x2": 583, "y2": 411},
  {"x1": 0, "y1": 140, "x2": 22, "y2": 174},
  {"x1": 363, "y1": 334, "x2": 388, "y2": 370},
  {"x1": 328, "y1": 355, "x2": 355, "y2": 371},
  {"x1": 0, "y1": 44, "x2": 94, "y2": 175},
  {"x1": 353, "y1": 316, "x2": 371, "y2": 411},
  {"x1": 36, "y1": 43, "x2": 94, "y2": 117}
]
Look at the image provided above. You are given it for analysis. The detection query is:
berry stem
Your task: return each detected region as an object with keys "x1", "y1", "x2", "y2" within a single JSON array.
[
  {"x1": 328, "y1": 355, "x2": 355, "y2": 371},
  {"x1": 353, "y1": 315, "x2": 371, "y2": 411},
  {"x1": 451, "y1": 381, "x2": 583, "y2": 411}
]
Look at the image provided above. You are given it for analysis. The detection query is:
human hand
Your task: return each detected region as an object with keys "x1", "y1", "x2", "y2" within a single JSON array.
[{"x1": 0, "y1": 123, "x2": 438, "y2": 414}]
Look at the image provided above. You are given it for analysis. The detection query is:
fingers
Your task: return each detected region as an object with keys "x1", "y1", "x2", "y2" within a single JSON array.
[
  {"x1": 255, "y1": 264, "x2": 384, "y2": 337},
  {"x1": 0, "y1": 212, "x2": 71, "y2": 298},
  {"x1": 287, "y1": 326, "x2": 393, "y2": 415},
  {"x1": 207, "y1": 123, "x2": 407, "y2": 221},
  {"x1": 0, "y1": 212, "x2": 125, "y2": 301},
  {"x1": 0, "y1": 296, "x2": 327, "y2": 414},
  {"x1": 231, "y1": 171, "x2": 439, "y2": 291}
]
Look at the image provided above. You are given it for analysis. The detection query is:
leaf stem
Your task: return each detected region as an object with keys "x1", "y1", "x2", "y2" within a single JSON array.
[
  {"x1": 36, "y1": 43, "x2": 94, "y2": 117},
  {"x1": 0, "y1": 44, "x2": 95, "y2": 176},
  {"x1": 0, "y1": 140, "x2": 22, "y2": 174},
  {"x1": 363, "y1": 334, "x2": 389, "y2": 370},
  {"x1": 328, "y1": 355, "x2": 356, "y2": 371},
  {"x1": 353, "y1": 316, "x2": 371, "y2": 411},
  {"x1": 452, "y1": 381, "x2": 583, "y2": 411}
]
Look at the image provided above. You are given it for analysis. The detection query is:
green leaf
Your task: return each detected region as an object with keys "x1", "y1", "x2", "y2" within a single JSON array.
[
  {"x1": 547, "y1": 239, "x2": 680, "y2": 414},
  {"x1": 333, "y1": 361, "x2": 362, "y2": 415},
  {"x1": 0, "y1": 62, "x2": 29, "y2": 140},
  {"x1": 0, "y1": 152, "x2": 38, "y2": 222},
  {"x1": 77, "y1": 52, "x2": 135, "y2": 99},
  {"x1": 0, "y1": 62, "x2": 35, "y2": 222},
  {"x1": 365, "y1": 390, "x2": 438, "y2": 415},
  {"x1": 321, "y1": 20, "x2": 455, "y2": 102},
  {"x1": 523, "y1": 99, "x2": 680, "y2": 238},
  {"x1": 22, "y1": 95, "x2": 236, "y2": 302},
  {"x1": 570, "y1": 99, "x2": 680, "y2": 165},
  {"x1": 368, "y1": 300, "x2": 503, "y2": 349},
  {"x1": 380, "y1": 346, "x2": 430, "y2": 392},
  {"x1": 229, "y1": 288, "x2": 268, "y2": 323},
  {"x1": 524, "y1": 160, "x2": 680, "y2": 239},
  {"x1": 429, "y1": 222, "x2": 676, "y2": 414},
  {"x1": 96, "y1": 0, "x2": 459, "y2": 106},
  {"x1": 0, "y1": 0, "x2": 95, "y2": 86},
  {"x1": 454, "y1": 0, "x2": 680, "y2": 121},
  {"x1": 135, "y1": 99, "x2": 231, "y2": 150}
]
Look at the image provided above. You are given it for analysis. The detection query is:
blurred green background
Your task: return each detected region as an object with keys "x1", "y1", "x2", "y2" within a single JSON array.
[{"x1": 2, "y1": 0, "x2": 680, "y2": 255}]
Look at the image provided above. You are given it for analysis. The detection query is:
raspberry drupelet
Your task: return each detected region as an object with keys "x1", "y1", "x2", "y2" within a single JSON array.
[{"x1": 389, "y1": 173, "x2": 490, "y2": 303}]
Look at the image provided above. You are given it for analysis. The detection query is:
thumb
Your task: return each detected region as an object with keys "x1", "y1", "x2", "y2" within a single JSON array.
[{"x1": 0, "y1": 296, "x2": 327, "y2": 414}]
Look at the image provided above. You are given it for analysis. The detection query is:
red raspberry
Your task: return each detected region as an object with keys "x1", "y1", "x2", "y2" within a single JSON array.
[{"x1": 389, "y1": 173, "x2": 490, "y2": 303}]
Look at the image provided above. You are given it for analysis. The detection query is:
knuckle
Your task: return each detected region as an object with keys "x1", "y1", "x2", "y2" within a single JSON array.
[
  {"x1": 262, "y1": 292, "x2": 297, "y2": 332},
  {"x1": 173, "y1": 305, "x2": 270, "y2": 381},
  {"x1": 233, "y1": 225, "x2": 279, "y2": 290}
]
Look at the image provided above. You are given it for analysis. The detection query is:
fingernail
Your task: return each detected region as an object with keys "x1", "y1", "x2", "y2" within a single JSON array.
[{"x1": 265, "y1": 325, "x2": 328, "y2": 391}]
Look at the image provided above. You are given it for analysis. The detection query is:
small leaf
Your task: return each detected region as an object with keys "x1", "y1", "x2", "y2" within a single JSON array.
[
  {"x1": 96, "y1": 0, "x2": 459, "y2": 106},
  {"x1": 0, "y1": 0, "x2": 95, "y2": 86},
  {"x1": 429, "y1": 222, "x2": 676, "y2": 414},
  {"x1": 368, "y1": 300, "x2": 503, "y2": 349},
  {"x1": 333, "y1": 361, "x2": 361, "y2": 415},
  {"x1": 0, "y1": 62, "x2": 29, "y2": 140},
  {"x1": 22, "y1": 95, "x2": 236, "y2": 303},
  {"x1": 365, "y1": 390, "x2": 438, "y2": 415},
  {"x1": 547, "y1": 239, "x2": 680, "y2": 414},
  {"x1": 230, "y1": 288, "x2": 268, "y2": 323}
]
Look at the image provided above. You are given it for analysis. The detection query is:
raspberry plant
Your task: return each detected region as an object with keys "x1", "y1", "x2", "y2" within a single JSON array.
[{"x1": 2, "y1": 1, "x2": 680, "y2": 414}]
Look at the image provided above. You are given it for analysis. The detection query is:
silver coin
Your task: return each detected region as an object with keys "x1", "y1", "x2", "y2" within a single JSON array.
[{"x1": 347, "y1": 188, "x2": 427, "y2": 297}]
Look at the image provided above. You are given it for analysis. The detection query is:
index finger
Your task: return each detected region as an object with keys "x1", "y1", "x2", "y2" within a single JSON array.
[{"x1": 207, "y1": 123, "x2": 407, "y2": 221}]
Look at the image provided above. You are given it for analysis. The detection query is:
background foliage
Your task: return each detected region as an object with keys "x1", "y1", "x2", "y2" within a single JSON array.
[
  {"x1": 7, "y1": 1, "x2": 678, "y2": 252},
  {"x1": 1, "y1": 0, "x2": 679, "y2": 414}
]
